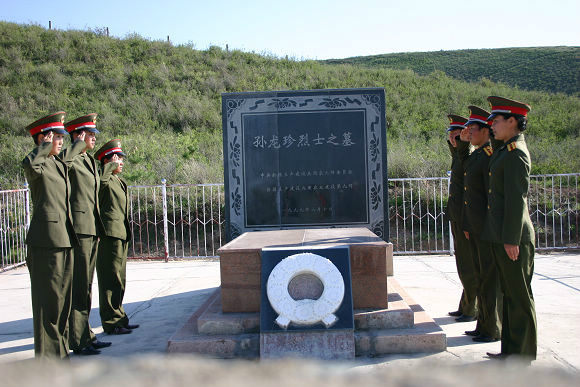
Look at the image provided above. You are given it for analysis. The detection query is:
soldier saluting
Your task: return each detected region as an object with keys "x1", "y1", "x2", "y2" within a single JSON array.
[
  {"x1": 483, "y1": 96, "x2": 537, "y2": 363},
  {"x1": 95, "y1": 139, "x2": 139, "y2": 335},
  {"x1": 60, "y1": 114, "x2": 111, "y2": 355},
  {"x1": 459, "y1": 106, "x2": 502, "y2": 343},
  {"x1": 446, "y1": 114, "x2": 478, "y2": 322},
  {"x1": 22, "y1": 112, "x2": 78, "y2": 359}
]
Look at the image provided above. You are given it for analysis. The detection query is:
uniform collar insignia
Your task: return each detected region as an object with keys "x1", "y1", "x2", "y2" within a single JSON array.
[
  {"x1": 507, "y1": 142, "x2": 517, "y2": 151},
  {"x1": 483, "y1": 145, "x2": 493, "y2": 156}
]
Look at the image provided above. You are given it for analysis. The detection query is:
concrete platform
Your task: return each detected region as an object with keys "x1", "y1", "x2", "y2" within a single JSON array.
[
  {"x1": 1, "y1": 253, "x2": 578, "y2": 374},
  {"x1": 167, "y1": 277, "x2": 445, "y2": 358}
]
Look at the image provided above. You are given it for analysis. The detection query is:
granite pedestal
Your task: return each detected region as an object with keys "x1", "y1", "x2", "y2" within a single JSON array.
[
  {"x1": 167, "y1": 228, "x2": 445, "y2": 358},
  {"x1": 219, "y1": 228, "x2": 392, "y2": 313}
]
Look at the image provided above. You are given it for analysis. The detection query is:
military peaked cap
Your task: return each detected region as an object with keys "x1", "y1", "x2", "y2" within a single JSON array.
[
  {"x1": 466, "y1": 106, "x2": 492, "y2": 127},
  {"x1": 95, "y1": 139, "x2": 126, "y2": 161},
  {"x1": 64, "y1": 113, "x2": 100, "y2": 134},
  {"x1": 487, "y1": 96, "x2": 531, "y2": 120},
  {"x1": 447, "y1": 114, "x2": 468, "y2": 132},
  {"x1": 25, "y1": 111, "x2": 67, "y2": 136}
]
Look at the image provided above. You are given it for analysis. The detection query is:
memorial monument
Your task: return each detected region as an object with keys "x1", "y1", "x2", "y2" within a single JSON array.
[
  {"x1": 168, "y1": 89, "x2": 446, "y2": 359},
  {"x1": 221, "y1": 88, "x2": 388, "y2": 241}
]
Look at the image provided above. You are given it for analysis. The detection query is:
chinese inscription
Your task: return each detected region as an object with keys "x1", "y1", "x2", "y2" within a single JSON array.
[{"x1": 222, "y1": 89, "x2": 387, "y2": 241}]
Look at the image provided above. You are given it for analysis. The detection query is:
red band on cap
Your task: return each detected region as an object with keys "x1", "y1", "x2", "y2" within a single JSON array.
[
  {"x1": 470, "y1": 114, "x2": 488, "y2": 122},
  {"x1": 66, "y1": 121, "x2": 96, "y2": 133},
  {"x1": 449, "y1": 121, "x2": 466, "y2": 127},
  {"x1": 96, "y1": 147, "x2": 122, "y2": 161},
  {"x1": 491, "y1": 105, "x2": 528, "y2": 116},
  {"x1": 29, "y1": 122, "x2": 65, "y2": 136}
]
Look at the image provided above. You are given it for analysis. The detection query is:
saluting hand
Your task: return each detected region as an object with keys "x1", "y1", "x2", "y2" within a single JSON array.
[
  {"x1": 504, "y1": 244, "x2": 519, "y2": 261},
  {"x1": 448, "y1": 132, "x2": 457, "y2": 147},
  {"x1": 460, "y1": 127, "x2": 470, "y2": 142},
  {"x1": 77, "y1": 131, "x2": 86, "y2": 141},
  {"x1": 111, "y1": 154, "x2": 120, "y2": 163},
  {"x1": 43, "y1": 131, "x2": 54, "y2": 143}
]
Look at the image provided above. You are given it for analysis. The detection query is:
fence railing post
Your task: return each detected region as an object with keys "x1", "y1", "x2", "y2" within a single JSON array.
[
  {"x1": 446, "y1": 175, "x2": 454, "y2": 256},
  {"x1": 161, "y1": 179, "x2": 169, "y2": 262},
  {"x1": 24, "y1": 182, "x2": 30, "y2": 230}
]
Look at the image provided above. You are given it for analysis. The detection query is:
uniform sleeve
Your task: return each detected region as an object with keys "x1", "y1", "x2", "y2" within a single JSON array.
[
  {"x1": 59, "y1": 139, "x2": 85, "y2": 166},
  {"x1": 456, "y1": 139, "x2": 471, "y2": 162},
  {"x1": 100, "y1": 162, "x2": 118, "y2": 187},
  {"x1": 502, "y1": 150, "x2": 531, "y2": 245},
  {"x1": 462, "y1": 207, "x2": 472, "y2": 233},
  {"x1": 21, "y1": 142, "x2": 52, "y2": 181},
  {"x1": 447, "y1": 140, "x2": 455, "y2": 156}
]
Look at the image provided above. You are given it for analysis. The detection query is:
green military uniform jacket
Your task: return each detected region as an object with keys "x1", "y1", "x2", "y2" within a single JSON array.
[
  {"x1": 446, "y1": 138, "x2": 471, "y2": 223},
  {"x1": 22, "y1": 142, "x2": 77, "y2": 247},
  {"x1": 461, "y1": 141, "x2": 493, "y2": 234},
  {"x1": 60, "y1": 139, "x2": 105, "y2": 236},
  {"x1": 99, "y1": 162, "x2": 131, "y2": 241},
  {"x1": 482, "y1": 133, "x2": 534, "y2": 245}
]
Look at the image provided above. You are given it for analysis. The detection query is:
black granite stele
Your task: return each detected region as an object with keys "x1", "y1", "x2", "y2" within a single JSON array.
[
  {"x1": 260, "y1": 246, "x2": 354, "y2": 333},
  {"x1": 222, "y1": 88, "x2": 388, "y2": 241}
]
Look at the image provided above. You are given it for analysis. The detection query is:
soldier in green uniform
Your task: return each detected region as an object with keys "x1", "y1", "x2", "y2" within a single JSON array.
[
  {"x1": 22, "y1": 112, "x2": 78, "y2": 359},
  {"x1": 61, "y1": 114, "x2": 111, "y2": 355},
  {"x1": 459, "y1": 106, "x2": 502, "y2": 343},
  {"x1": 446, "y1": 114, "x2": 478, "y2": 322},
  {"x1": 483, "y1": 96, "x2": 537, "y2": 362},
  {"x1": 95, "y1": 139, "x2": 139, "y2": 335}
]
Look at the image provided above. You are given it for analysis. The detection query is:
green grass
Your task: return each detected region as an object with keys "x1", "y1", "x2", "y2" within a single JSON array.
[
  {"x1": 1, "y1": 22, "x2": 579, "y2": 189},
  {"x1": 323, "y1": 47, "x2": 580, "y2": 96}
]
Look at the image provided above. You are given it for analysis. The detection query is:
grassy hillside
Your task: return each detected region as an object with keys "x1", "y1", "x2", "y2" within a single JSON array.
[
  {"x1": 1, "y1": 22, "x2": 579, "y2": 189},
  {"x1": 324, "y1": 47, "x2": 580, "y2": 95}
]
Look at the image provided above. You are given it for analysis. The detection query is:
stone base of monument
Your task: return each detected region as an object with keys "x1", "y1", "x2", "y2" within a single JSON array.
[
  {"x1": 167, "y1": 279, "x2": 446, "y2": 358},
  {"x1": 261, "y1": 330, "x2": 355, "y2": 360}
]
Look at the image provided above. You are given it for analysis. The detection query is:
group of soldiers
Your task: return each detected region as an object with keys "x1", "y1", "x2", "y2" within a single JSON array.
[
  {"x1": 446, "y1": 96, "x2": 537, "y2": 363},
  {"x1": 22, "y1": 112, "x2": 139, "y2": 359}
]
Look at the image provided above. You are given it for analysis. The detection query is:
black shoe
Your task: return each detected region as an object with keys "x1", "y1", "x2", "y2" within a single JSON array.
[
  {"x1": 464, "y1": 329, "x2": 480, "y2": 336},
  {"x1": 473, "y1": 335, "x2": 499, "y2": 343},
  {"x1": 486, "y1": 352, "x2": 507, "y2": 360},
  {"x1": 448, "y1": 310, "x2": 462, "y2": 317},
  {"x1": 125, "y1": 323, "x2": 140, "y2": 330},
  {"x1": 73, "y1": 345, "x2": 101, "y2": 355},
  {"x1": 455, "y1": 314, "x2": 476, "y2": 322},
  {"x1": 108, "y1": 326, "x2": 132, "y2": 335},
  {"x1": 92, "y1": 339, "x2": 112, "y2": 349}
]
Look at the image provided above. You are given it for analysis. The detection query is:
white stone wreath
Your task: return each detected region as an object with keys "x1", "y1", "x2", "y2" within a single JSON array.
[{"x1": 266, "y1": 252, "x2": 345, "y2": 329}]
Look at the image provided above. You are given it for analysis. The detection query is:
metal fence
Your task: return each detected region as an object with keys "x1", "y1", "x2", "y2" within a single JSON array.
[
  {"x1": 388, "y1": 177, "x2": 452, "y2": 254},
  {"x1": 0, "y1": 187, "x2": 29, "y2": 271},
  {"x1": 127, "y1": 181, "x2": 225, "y2": 260},
  {"x1": 2, "y1": 174, "x2": 579, "y2": 271}
]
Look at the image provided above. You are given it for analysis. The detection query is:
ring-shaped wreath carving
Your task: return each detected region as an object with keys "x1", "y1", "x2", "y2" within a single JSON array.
[{"x1": 266, "y1": 252, "x2": 345, "y2": 329}]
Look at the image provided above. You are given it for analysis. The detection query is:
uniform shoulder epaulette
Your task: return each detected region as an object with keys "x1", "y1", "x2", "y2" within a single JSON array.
[
  {"x1": 507, "y1": 142, "x2": 517, "y2": 152},
  {"x1": 483, "y1": 145, "x2": 493, "y2": 156}
]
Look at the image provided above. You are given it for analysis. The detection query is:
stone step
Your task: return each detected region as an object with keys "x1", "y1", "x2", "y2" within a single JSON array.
[
  {"x1": 168, "y1": 278, "x2": 446, "y2": 358},
  {"x1": 167, "y1": 290, "x2": 259, "y2": 359},
  {"x1": 354, "y1": 279, "x2": 446, "y2": 355},
  {"x1": 354, "y1": 291, "x2": 414, "y2": 331},
  {"x1": 197, "y1": 285, "x2": 414, "y2": 336}
]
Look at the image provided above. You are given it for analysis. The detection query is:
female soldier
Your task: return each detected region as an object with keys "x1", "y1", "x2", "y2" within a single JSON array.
[
  {"x1": 95, "y1": 139, "x2": 139, "y2": 335},
  {"x1": 459, "y1": 106, "x2": 502, "y2": 343},
  {"x1": 483, "y1": 96, "x2": 536, "y2": 363},
  {"x1": 22, "y1": 112, "x2": 78, "y2": 358}
]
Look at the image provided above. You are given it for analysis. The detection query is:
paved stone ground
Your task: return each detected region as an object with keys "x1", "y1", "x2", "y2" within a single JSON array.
[{"x1": 0, "y1": 252, "x2": 578, "y2": 386}]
